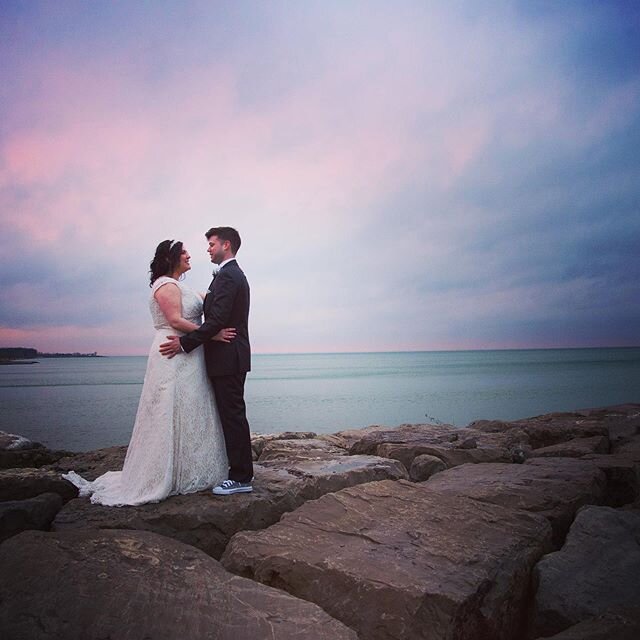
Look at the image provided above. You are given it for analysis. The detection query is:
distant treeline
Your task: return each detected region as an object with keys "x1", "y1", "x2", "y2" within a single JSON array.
[{"x1": 0, "y1": 347, "x2": 100, "y2": 359}]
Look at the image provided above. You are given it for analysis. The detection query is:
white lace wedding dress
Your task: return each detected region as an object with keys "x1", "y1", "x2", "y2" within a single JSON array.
[{"x1": 63, "y1": 276, "x2": 228, "y2": 506}]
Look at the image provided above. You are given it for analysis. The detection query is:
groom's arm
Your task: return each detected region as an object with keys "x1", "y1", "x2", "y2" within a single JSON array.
[{"x1": 180, "y1": 271, "x2": 238, "y2": 354}]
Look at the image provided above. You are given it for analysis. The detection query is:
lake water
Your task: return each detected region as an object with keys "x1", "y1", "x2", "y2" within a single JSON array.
[{"x1": 0, "y1": 348, "x2": 638, "y2": 452}]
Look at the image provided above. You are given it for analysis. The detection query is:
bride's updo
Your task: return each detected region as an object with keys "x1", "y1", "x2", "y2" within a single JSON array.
[{"x1": 149, "y1": 239, "x2": 184, "y2": 286}]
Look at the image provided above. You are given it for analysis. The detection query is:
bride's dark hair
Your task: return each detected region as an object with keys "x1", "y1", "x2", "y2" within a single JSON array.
[{"x1": 149, "y1": 240, "x2": 184, "y2": 286}]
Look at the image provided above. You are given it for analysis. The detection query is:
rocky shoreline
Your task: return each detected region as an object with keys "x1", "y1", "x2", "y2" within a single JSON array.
[{"x1": 1, "y1": 404, "x2": 639, "y2": 639}]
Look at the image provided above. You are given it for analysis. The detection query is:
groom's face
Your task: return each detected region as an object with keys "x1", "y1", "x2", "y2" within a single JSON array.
[{"x1": 207, "y1": 235, "x2": 227, "y2": 265}]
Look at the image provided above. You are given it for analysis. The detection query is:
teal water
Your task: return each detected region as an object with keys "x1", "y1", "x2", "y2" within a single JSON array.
[{"x1": 0, "y1": 348, "x2": 638, "y2": 451}]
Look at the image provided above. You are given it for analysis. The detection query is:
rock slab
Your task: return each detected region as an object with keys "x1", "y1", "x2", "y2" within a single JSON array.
[
  {"x1": 54, "y1": 454, "x2": 407, "y2": 559},
  {"x1": 0, "y1": 467, "x2": 78, "y2": 503},
  {"x1": 0, "y1": 529, "x2": 357, "y2": 640},
  {"x1": 222, "y1": 479, "x2": 553, "y2": 640},
  {"x1": 0, "y1": 492, "x2": 63, "y2": 542},
  {"x1": 0, "y1": 431, "x2": 72, "y2": 470},
  {"x1": 530, "y1": 505, "x2": 640, "y2": 638},
  {"x1": 425, "y1": 458, "x2": 606, "y2": 546}
]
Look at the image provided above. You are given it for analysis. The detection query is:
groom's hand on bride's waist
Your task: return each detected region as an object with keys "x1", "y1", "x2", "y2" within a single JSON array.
[{"x1": 159, "y1": 335, "x2": 182, "y2": 358}]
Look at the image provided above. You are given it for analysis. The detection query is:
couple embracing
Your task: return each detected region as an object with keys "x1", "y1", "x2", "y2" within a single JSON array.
[{"x1": 64, "y1": 227, "x2": 254, "y2": 505}]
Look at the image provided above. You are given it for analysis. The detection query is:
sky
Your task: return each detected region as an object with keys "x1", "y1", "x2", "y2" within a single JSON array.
[{"x1": 0, "y1": 0, "x2": 639, "y2": 355}]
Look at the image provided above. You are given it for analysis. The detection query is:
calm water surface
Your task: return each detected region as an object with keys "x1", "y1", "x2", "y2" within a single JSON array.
[{"x1": 0, "y1": 349, "x2": 638, "y2": 451}]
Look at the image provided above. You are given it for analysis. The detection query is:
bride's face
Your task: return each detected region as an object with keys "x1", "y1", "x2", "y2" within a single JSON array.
[{"x1": 177, "y1": 249, "x2": 191, "y2": 275}]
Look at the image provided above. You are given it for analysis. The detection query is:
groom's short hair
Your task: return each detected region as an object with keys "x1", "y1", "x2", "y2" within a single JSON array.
[{"x1": 206, "y1": 227, "x2": 241, "y2": 254}]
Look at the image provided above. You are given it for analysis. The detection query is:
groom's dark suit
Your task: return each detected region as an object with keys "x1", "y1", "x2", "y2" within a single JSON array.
[{"x1": 179, "y1": 259, "x2": 253, "y2": 483}]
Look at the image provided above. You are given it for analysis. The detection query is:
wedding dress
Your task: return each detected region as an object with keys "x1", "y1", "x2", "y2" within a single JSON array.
[{"x1": 63, "y1": 276, "x2": 228, "y2": 506}]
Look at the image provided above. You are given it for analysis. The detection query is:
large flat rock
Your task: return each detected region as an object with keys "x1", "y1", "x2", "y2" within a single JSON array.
[
  {"x1": 0, "y1": 467, "x2": 78, "y2": 503},
  {"x1": 251, "y1": 431, "x2": 318, "y2": 459},
  {"x1": 539, "y1": 608, "x2": 640, "y2": 640},
  {"x1": 222, "y1": 479, "x2": 552, "y2": 640},
  {"x1": 580, "y1": 453, "x2": 640, "y2": 507},
  {"x1": 469, "y1": 405, "x2": 640, "y2": 451},
  {"x1": 0, "y1": 529, "x2": 357, "y2": 640},
  {"x1": 0, "y1": 492, "x2": 63, "y2": 542},
  {"x1": 54, "y1": 453, "x2": 407, "y2": 559},
  {"x1": 44, "y1": 445, "x2": 127, "y2": 480},
  {"x1": 334, "y1": 422, "x2": 516, "y2": 472},
  {"x1": 530, "y1": 435, "x2": 609, "y2": 458},
  {"x1": 424, "y1": 458, "x2": 606, "y2": 546},
  {"x1": 258, "y1": 437, "x2": 347, "y2": 462},
  {"x1": 530, "y1": 505, "x2": 640, "y2": 638}
]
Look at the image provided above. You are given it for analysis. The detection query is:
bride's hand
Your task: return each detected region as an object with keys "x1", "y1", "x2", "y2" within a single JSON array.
[{"x1": 212, "y1": 328, "x2": 236, "y2": 343}]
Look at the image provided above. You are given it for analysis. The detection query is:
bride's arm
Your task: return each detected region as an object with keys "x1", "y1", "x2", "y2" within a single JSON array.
[
  {"x1": 154, "y1": 284, "x2": 235, "y2": 341},
  {"x1": 155, "y1": 283, "x2": 200, "y2": 333}
]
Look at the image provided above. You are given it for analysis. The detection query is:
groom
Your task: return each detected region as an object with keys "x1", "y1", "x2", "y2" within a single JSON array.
[{"x1": 159, "y1": 226, "x2": 254, "y2": 495}]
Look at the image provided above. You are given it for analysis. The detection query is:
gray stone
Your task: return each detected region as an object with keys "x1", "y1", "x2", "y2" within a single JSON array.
[
  {"x1": 222, "y1": 479, "x2": 552, "y2": 640},
  {"x1": 409, "y1": 453, "x2": 446, "y2": 481},
  {"x1": 0, "y1": 492, "x2": 63, "y2": 542},
  {"x1": 469, "y1": 412, "x2": 610, "y2": 450},
  {"x1": 258, "y1": 437, "x2": 345, "y2": 462},
  {"x1": 613, "y1": 434, "x2": 640, "y2": 460},
  {"x1": 0, "y1": 431, "x2": 40, "y2": 451},
  {"x1": 0, "y1": 529, "x2": 357, "y2": 640},
  {"x1": 539, "y1": 607, "x2": 640, "y2": 640},
  {"x1": 54, "y1": 454, "x2": 407, "y2": 559},
  {"x1": 44, "y1": 445, "x2": 127, "y2": 480},
  {"x1": 337, "y1": 422, "x2": 513, "y2": 473},
  {"x1": 347, "y1": 423, "x2": 464, "y2": 456},
  {"x1": 319, "y1": 424, "x2": 392, "y2": 451},
  {"x1": 581, "y1": 453, "x2": 640, "y2": 507},
  {"x1": 0, "y1": 467, "x2": 78, "y2": 503},
  {"x1": 0, "y1": 431, "x2": 72, "y2": 469},
  {"x1": 251, "y1": 431, "x2": 317, "y2": 459},
  {"x1": 530, "y1": 506, "x2": 640, "y2": 638},
  {"x1": 425, "y1": 458, "x2": 606, "y2": 546},
  {"x1": 530, "y1": 435, "x2": 610, "y2": 458}
]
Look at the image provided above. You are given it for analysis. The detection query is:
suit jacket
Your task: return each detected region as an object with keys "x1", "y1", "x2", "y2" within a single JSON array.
[{"x1": 180, "y1": 259, "x2": 251, "y2": 377}]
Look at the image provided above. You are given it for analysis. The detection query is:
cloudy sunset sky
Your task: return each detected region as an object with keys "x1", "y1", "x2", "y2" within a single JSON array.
[{"x1": 1, "y1": 0, "x2": 639, "y2": 355}]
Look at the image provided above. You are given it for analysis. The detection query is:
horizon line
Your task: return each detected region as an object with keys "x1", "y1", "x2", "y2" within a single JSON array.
[{"x1": 101, "y1": 345, "x2": 640, "y2": 357}]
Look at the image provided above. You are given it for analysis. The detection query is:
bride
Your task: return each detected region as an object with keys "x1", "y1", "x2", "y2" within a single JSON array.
[{"x1": 63, "y1": 240, "x2": 230, "y2": 506}]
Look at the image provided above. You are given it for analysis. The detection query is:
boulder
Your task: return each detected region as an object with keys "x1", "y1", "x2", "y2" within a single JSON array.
[
  {"x1": 0, "y1": 467, "x2": 78, "y2": 503},
  {"x1": 530, "y1": 435, "x2": 610, "y2": 458},
  {"x1": 44, "y1": 445, "x2": 127, "y2": 480},
  {"x1": 0, "y1": 529, "x2": 357, "y2": 640},
  {"x1": 469, "y1": 411, "x2": 611, "y2": 450},
  {"x1": 530, "y1": 505, "x2": 640, "y2": 638},
  {"x1": 346, "y1": 423, "x2": 462, "y2": 456},
  {"x1": 424, "y1": 458, "x2": 606, "y2": 546},
  {"x1": 539, "y1": 607, "x2": 640, "y2": 640},
  {"x1": 319, "y1": 424, "x2": 392, "y2": 451},
  {"x1": 0, "y1": 431, "x2": 38, "y2": 450},
  {"x1": 0, "y1": 431, "x2": 72, "y2": 470},
  {"x1": 258, "y1": 437, "x2": 345, "y2": 462},
  {"x1": 577, "y1": 404, "x2": 640, "y2": 446},
  {"x1": 251, "y1": 431, "x2": 317, "y2": 459},
  {"x1": 613, "y1": 435, "x2": 640, "y2": 460},
  {"x1": 54, "y1": 455, "x2": 407, "y2": 559},
  {"x1": 377, "y1": 439, "x2": 512, "y2": 470},
  {"x1": 222, "y1": 479, "x2": 552, "y2": 640},
  {"x1": 409, "y1": 453, "x2": 446, "y2": 481},
  {"x1": 0, "y1": 492, "x2": 63, "y2": 542},
  {"x1": 581, "y1": 453, "x2": 639, "y2": 507},
  {"x1": 338, "y1": 422, "x2": 515, "y2": 471}
]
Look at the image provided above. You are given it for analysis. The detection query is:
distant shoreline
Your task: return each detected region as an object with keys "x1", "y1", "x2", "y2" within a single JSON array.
[{"x1": 0, "y1": 348, "x2": 104, "y2": 365}]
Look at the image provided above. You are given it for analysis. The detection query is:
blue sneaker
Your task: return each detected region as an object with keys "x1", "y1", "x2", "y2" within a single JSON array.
[{"x1": 212, "y1": 479, "x2": 253, "y2": 495}]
